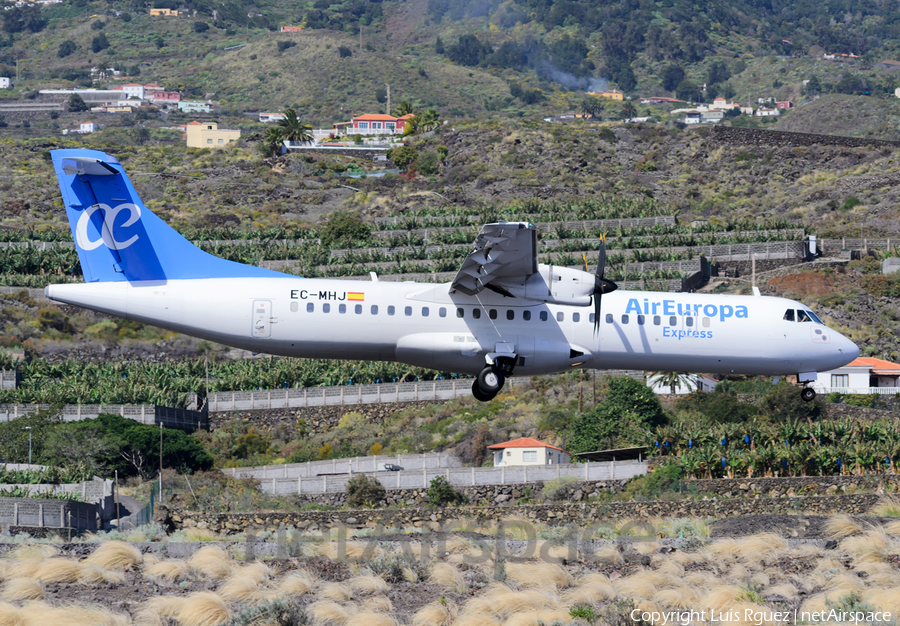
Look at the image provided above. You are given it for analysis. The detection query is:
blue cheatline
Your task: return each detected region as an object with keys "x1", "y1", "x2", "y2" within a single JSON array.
[{"x1": 51, "y1": 148, "x2": 298, "y2": 283}]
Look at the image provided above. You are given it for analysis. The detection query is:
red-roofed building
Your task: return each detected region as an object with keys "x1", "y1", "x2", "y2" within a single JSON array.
[
  {"x1": 350, "y1": 113, "x2": 411, "y2": 135},
  {"x1": 813, "y1": 357, "x2": 900, "y2": 395},
  {"x1": 487, "y1": 437, "x2": 570, "y2": 466}
]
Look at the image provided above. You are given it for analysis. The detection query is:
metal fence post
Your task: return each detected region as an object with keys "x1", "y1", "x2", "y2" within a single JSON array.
[{"x1": 298, "y1": 477, "x2": 302, "y2": 495}]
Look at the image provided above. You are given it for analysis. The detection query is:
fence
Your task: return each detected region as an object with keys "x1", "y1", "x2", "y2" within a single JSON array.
[
  {"x1": 228, "y1": 453, "x2": 462, "y2": 481},
  {"x1": 0, "y1": 370, "x2": 16, "y2": 390},
  {"x1": 0, "y1": 404, "x2": 208, "y2": 431},
  {"x1": 819, "y1": 238, "x2": 897, "y2": 255},
  {"x1": 817, "y1": 386, "x2": 900, "y2": 396},
  {"x1": 3, "y1": 479, "x2": 117, "y2": 519},
  {"x1": 247, "y1": 460, "x2": 647, "y2": 496},
  {"x1": 0, "y1": 497, "x2": 98, "y2": 530},
  {"x1": 127, "y1": 482, "x2": 156, "y2": 529}
]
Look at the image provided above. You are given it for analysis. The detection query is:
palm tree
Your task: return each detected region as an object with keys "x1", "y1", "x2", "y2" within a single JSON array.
[
  {"x1": 579, "y1": 96, "x2": 602, "y2": 119},
  {"x1": 621, "y1": 100, "x2": 637, "y2": 121},
  {"x1": 276, "y1": 108, "x2": 313, "y2": 143},
  {"x1": 648, "y1": 371, "x2": 698, "y2": 395},
  {"x1": 391, "y1": 101, "x2": 414, "y2": 117},
  {"x1": 264, "y1": 126, "x2": 286, "y2": 157}
]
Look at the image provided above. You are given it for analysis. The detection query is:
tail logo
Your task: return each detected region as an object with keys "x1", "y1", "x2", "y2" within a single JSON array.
[{"x1": 75, "y1": 203, "x2": 142, "y2": 251}]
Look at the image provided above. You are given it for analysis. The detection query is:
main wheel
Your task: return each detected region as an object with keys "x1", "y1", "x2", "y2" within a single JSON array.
[
  {"x1": 800, "y1": 387, "x2": 816, "y2": 402},
  {"x1": 477, "y1": 366, "x2": 505, "y2": 393},
  {"x1": 472, "y1": 380, "x2": 495, "y2": 402}
]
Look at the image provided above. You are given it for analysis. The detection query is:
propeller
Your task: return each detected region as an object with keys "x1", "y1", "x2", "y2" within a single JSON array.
[{"x1": 592, "y1": 234, "x2": 619, "y2": 334}]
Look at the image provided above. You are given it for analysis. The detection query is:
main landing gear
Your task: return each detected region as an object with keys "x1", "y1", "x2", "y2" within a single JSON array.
[
  {"x1": 800, "y1": 387, "x2": 817, "y2": 402},
  {"x1": 472, "y1": 357, "x2": 515, "y2": 402}
]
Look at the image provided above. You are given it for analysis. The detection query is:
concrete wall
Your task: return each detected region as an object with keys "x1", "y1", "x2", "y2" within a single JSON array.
[
  {"x1": 0, "y1": 497, "x2": 97, "y2": 530},
  {"x1": 884, "y1": 258, "x2": 900, "y2": 275},
  {"x1": 4, "y1": 479, "x2": 116, "y2": 519}
]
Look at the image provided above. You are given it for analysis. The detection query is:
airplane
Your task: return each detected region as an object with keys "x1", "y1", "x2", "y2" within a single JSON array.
[{"x1": 45, "y1": 149, "x2": 859, "y2": 402}]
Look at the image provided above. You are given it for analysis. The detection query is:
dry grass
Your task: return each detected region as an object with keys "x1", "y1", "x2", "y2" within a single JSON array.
[
  {"x1": 177, "y1": 592, "x2": 231, "y2": 626},
  {"x1": 871, "y1": 495, "x2": 900, "y2": 517},
  {"x1": 144, "y1": 559, "x2": 191, "y2": 584},
  {"x1": 1, "y1": 577, "x2": 43, "y2": 601},
  {"x1": 840, "y1": 526, "x2": 898, "y2": 563},
  {"x1": 308, "y1": 600, "x2": 354, "y2": 625},
  {"x1": 216, "y1": 570, "x2": 270, "y2": 604},
  {"x1": 278, "y1": 571, "x2": 317, "y2": 596},
  {"x1": 885, "y1": 519, "x2": 900, "y2": 536},
  {"x1": 187, "y1": 546, "x2": 232, "y2": 579},
  {"x1": 180, "y1": 528, "x2": 221, "y2": 542},
  {"x1": 361, "y1": 595, "x2": 393, "y2": 612},
  {"x1": 0, "y1": 601, "x2": 25, "y2": 626},
  {"x1": 412, "y1": 600, "x2": 457, "y2": 626},
  {"x1": 347, "y1": 574, "x2": 388, "y2": 595},
  {"x1": 505, "y1": 562, "x2": 571, "y2": 589},
  {"x1": 84, "y1": 541, "x2": 142, "y2": 570},
  {"x1": 653, "y1": 586, "x2": 702, "y2": 609},
  {"x1": 429, "y1": 562, "x2": 467, "y2": 593},
  {"x1": 319, "y1": 582, "x2": 353, "y2": 602},
  {"x1": 9, "y1": 601, "x2": 129, "y2": 626},
  {"x1": 345, "y1": 612, "x2": 399, "y2": 626},
  {"x1": 824, "y1": 515, "x2": 864, "y2": 539},
  {"x1": 32, "y1": 558, "x2": 81, "y2": 583}
]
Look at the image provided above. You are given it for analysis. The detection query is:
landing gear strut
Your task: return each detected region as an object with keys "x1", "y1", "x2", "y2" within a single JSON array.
[
  {"x1": 472, "y1": 357, "x2": 515, "y2": 402},
  {"x1": 800, "y1": 387, "x2": 816, "y2": 402}
]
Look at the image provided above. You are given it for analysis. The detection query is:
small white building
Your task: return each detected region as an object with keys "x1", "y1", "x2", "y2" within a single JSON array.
[
  {"x1": 647, "y1": 373, "x2": 719, "y2": 395},
  {"x1": 259, "y1": 112, "x2": 286, "y2": 123},
  {"x1": 62, "y1": 122, "x2": 99, "y2": 136},
  {"x1": 488, "y1": 437, "x2": 570, "y2": 467},
  {"x1": 115, "y1": 84, "x2": 145, "y2": 100},
  {"x1": 755, "y1": 107, "x2": 780, "y2": 117},
  {"x1": 701, "y1": 110, "x2": 724, "y2": 123},
  {"x1": 0, "y1": 77, "x2": 10, "y2": 89},
  {"x1": 812, "y1": 357, "x2": 900, "y2": 395}
]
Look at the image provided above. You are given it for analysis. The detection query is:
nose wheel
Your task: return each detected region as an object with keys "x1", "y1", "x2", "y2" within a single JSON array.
[
  {"x1": 472, "y1": 357, "x2": 514, "y2": 402},
  {"x1": 800, "y1": 387, "x2": 816, "y2": 402}
]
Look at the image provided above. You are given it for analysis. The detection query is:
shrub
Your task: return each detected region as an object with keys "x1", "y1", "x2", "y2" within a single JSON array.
[
  {"x1": 91, "y1": 33, "x2": 109, "y2": 53},
  {"x1": 57, "y1": 40, "x2": 76, "y2": 58},
  {"x1": 386, "y1": 145, "x2": 417, "y2": 169},
  {"x1": 415, "y1": 150, "x2": 440, "y2": 175},
  {"x1": 346, "y1": 474, "x2": 385, "y2": 508},
  {"x1": 540, "y1": 476, "x2": 578, "y2": 501},
  {"x1": 338, "y1": 46, "x2": 352, "y2": 58},
  {"x1": 320, "y1": 212, "x2": 370, "y2": 246},
  {"x1": 427, "y1": 475, "x2": 466, "y2": 506},
  {"x1": 277, "y1": 41, "x2": 296, "y2": 54},
  {"x1": 193, "y1": 21, "x2": 209, "y2": 33}
]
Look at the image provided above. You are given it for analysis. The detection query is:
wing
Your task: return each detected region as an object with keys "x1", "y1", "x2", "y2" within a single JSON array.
[{"x1": 450, "y1": 222, "x2": 538, "y2": 296}]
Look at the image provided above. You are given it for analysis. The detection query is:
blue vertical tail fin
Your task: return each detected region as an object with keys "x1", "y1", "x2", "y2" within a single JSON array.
[{"x1": 52, "y1": 148, "x2": 291, "y2": 283}]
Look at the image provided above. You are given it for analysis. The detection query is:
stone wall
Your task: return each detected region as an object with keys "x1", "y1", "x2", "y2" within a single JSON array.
[
  {"x1": 685, "y1": 474, "x2": 900, "y2": 497},
  {"x1": 169, "y1": 493, "x2": 882, "y2": 535},
  {"x1": 712, "y1": 126, "x2": 900, "y2": 149},
  {"x1": 208, "y1": 400, "x2": 441, "y2": 435}
]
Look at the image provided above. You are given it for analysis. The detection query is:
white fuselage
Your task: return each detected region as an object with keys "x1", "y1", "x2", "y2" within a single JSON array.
[{"x1": 45, "y1": 272, "x2": 859, "y2": 379}]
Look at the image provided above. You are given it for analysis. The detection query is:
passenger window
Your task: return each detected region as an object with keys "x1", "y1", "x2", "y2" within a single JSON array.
[
  {"x1": 404, "y1": 306, "x2": 412, "y2": 316},
  {"x1": 489, "y1": 309, "x2": 497, "y2": 320},
  {"x1": 456, "y1": 308, "x2": 464, "y2": 318},
  {"x1": 439, "y1": 307, "x2": 447, "y2": 318},
  {"x1": 606, "y1": 314, "x2": 613, "y2": 324},
  {"x1": 473, "y1": 309, "x2": 481, "y2": 319},
  {"x1": 702, "y1": 317, "x2": 710, "y2": 327},
  {"x1": 797, "y1": 310, "x2": 811, "y2": 323},
  {"x1": 653, "y1": 315, "x2": 661, "y2": 325},
  {"x1": 540, "y1": 311, "x2": 548, "y2": 321},
  {"x1": 557, "y1": 312, "x2": 564, "y2": 322},
  {"x1": 422, "y1": 307, "x2": 429, "y2": 317},
  {"x1": 290, "y1": 302, "x2": 298, "y2": 312},
  {"x1": 339, "y1": 304, "x2": 347, "y2": 314},
  {"x1": 507, "y1": 310, "x2": 514, "y2": 321},
  {"x1": 589, "y1": 313, "x2": 595, "y2": 323},
  {"x1": 573, "y1": 312, "x2": 580, "y2": 322},
  {"x1": 323, "y1": 303, "x2": 330, "y2": 313},
  {"x1": 387, "y1": 305, "x2": 395, "y2": 316},
  {"x1": 355, "y1": 304, "x2": 362, "y2": 314},
  {"x1": 307, "y1": 303, "x2": 314, "y2": 313},
  {"x1": 669, "y1": 316, "x2": 677, "y2": 326},
  {"x1": 371, "y1": 305, "x2": 378, "y2": 315},
  {"x1": 621, "y1": 314, "x2": 629, "y2": 324},
  {"x1": 784, "y1": 309, "x2": 795, "y2": 322},
  {"x1": 637, "y1": 315, "x2": 645, "y2": 325},
  {"x1": 523, "y1": 310, "x2": 531, "y2": 321},
  {"x1": 686, "y1": 317, "x2": 693, "y2": 327}
]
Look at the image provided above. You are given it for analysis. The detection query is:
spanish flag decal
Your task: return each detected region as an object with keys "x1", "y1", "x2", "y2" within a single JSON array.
[{"x1": 348, "y1": 292, "x2": 365, "y2": 301}]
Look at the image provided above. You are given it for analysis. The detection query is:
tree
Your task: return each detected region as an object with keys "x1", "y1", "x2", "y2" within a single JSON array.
[
  {"x1": 67, "y1": 93, "x2": 88, "y2": 112},
  {"x1": 707, "y1": 60, "x2": 731, "y2": 85},
  {"x1": 806, "y1": 75, "x2": 822, "y2": 95},
  {"x1": 675, "y1": 79, "x2": 700, "y2": 102},
  {"x1": 391, "y1": 101, "x2": 414, "y2": 117},
  {"x1": 434, "y1": 36, "x2": 444, "y2": 54},
  {"x1": 42, "y1": 421, "x2": 115, "y2": 476},
  {"x1": 579, "y1": 96, "x2": 602, "y2": 119},
  {"x1": 275, "y1": 108, "x2": 312, "y2": 143},
  {"x1": 649, "y1": 371, "x2": 697, "y2": 395},
  {"x1": 91, "y1": 32, "x2": 109, "y2": 53},
  {"x1": 427, "y1": 475, "x2": 466, "y2": 506},
  {"x1": 320, "y1": 212, "x2": 371, "y2": 246},
  {"x1": 338, "y1": 46, "x2": 352, "y2": 58},
  {"x1": 133, "y1": 127, "x2": 150, "y2": 145},
  {"x1": 155, "y1": 35, "x2": 165, "y2": 49},
  {"x1": 57, "y1": 40, "x2": 77, "y2": 58},
  {"x1": 661, "y1": 64, "x2": 685, "y2": 92},
  {"x1": 263, "y1": 125, "x2": 285, "y2": 157},
  {"x1": 621, "y1": 101, "x2": 637, "y2": 121},
  {"x1": 193, "y1": 21, "x2": 209, "y2": 33},
  {"x1": 375, "y1": 87, "x2": 387, "y2": 104},
  {"x1": 415, "y1": 150, "x2": 440, "y2": 175},
  {"x1": 386, "y1": 145, "x2": 417, "y2": 169},
  {"x1": 446, "y1": 34, "x2": 490, "y2": 66}
]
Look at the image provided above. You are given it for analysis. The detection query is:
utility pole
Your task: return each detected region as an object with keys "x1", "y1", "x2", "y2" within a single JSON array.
[
  {"x1": 359, "y1": 25, "x2": 362, "y2": 51},
  {"x1": 159, "y1": 423, "x2": 163, "y2": 496},
  {"x1": 25, "y1": 426, "x2": 31, "y2": 465},
  {"x1": 385, "y1": 83, "x2": 390, "y2": 117}
]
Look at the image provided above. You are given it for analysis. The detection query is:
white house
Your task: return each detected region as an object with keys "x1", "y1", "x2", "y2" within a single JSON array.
[
  {"x1": 259, "y1": 112, "x2": 286, "y2": 123},
  {"x1": 812, "y1": 357, "x2": 900, "y2": 395},
  {"x1": 488, "y1": 437, "x2": 570, "y2": 467},
  {"x1": 647, "y1": 373, "x2": 720, "y2": 395},
  {"x1": 755, "y1": 107, "x2": 779, "y2": 117},
  {"x1": 115, "y1": 84, "x2": 145, "y2": 100},
  {"x1": 684, "y1": 110, "x2": 702, "y2": 124},
  {"x1": 62, "y1": 122, "x2": 99, "y2": 136},
  {"x1": 701, "y1": 110, "x2": 724, "y2": 123},
  {"x1": 0, "y1": 77, "x2": 10, "y2": 89}
]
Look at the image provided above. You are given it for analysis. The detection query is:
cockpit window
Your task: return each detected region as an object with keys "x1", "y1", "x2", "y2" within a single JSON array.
[
  {"x1": 783, "y1": 309, "x2": 795, "y2": 322},
  {"x1": 797, "y1": 310, "x2": 812, "y2": 323},
  {"x1": 806, "y1": 310, "x2": 822, "y2": 324}
]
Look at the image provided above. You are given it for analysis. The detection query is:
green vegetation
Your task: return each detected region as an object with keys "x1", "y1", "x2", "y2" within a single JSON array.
[
  {"x1": 345, "y1": 473, "x2": 386, "y2": 508},
  {"x1": 426, "y1": 475, "x2": 466, "y2": 506}
]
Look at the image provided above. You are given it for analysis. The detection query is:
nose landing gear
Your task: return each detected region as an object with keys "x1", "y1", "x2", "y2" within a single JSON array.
[
  {"x1": 472, "y1": 357, "x2": 515, "y2": 402},
  {"x1": 800, "y1": 387, "x2": 816, "y2": 402}
]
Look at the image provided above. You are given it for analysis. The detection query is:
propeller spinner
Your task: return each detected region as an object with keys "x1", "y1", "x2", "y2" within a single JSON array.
[{"x1": 592, "y1": 234, "x2": 618, "y2": 334}]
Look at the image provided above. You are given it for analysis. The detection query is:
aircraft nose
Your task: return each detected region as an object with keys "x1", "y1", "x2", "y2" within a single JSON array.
[{"x1": 834, "y1": 331, "x2": 859, "y2": 365}]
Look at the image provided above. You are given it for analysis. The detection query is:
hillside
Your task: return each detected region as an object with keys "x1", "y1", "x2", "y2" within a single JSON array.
[{"x1": 774, "y1": 93, "x2": 900, "y2": 140}]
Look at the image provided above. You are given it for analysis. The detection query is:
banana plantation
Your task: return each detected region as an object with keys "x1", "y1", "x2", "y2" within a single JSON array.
[{"x1": 651, "y1": 416, "x2": 900, "y2": 478}]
